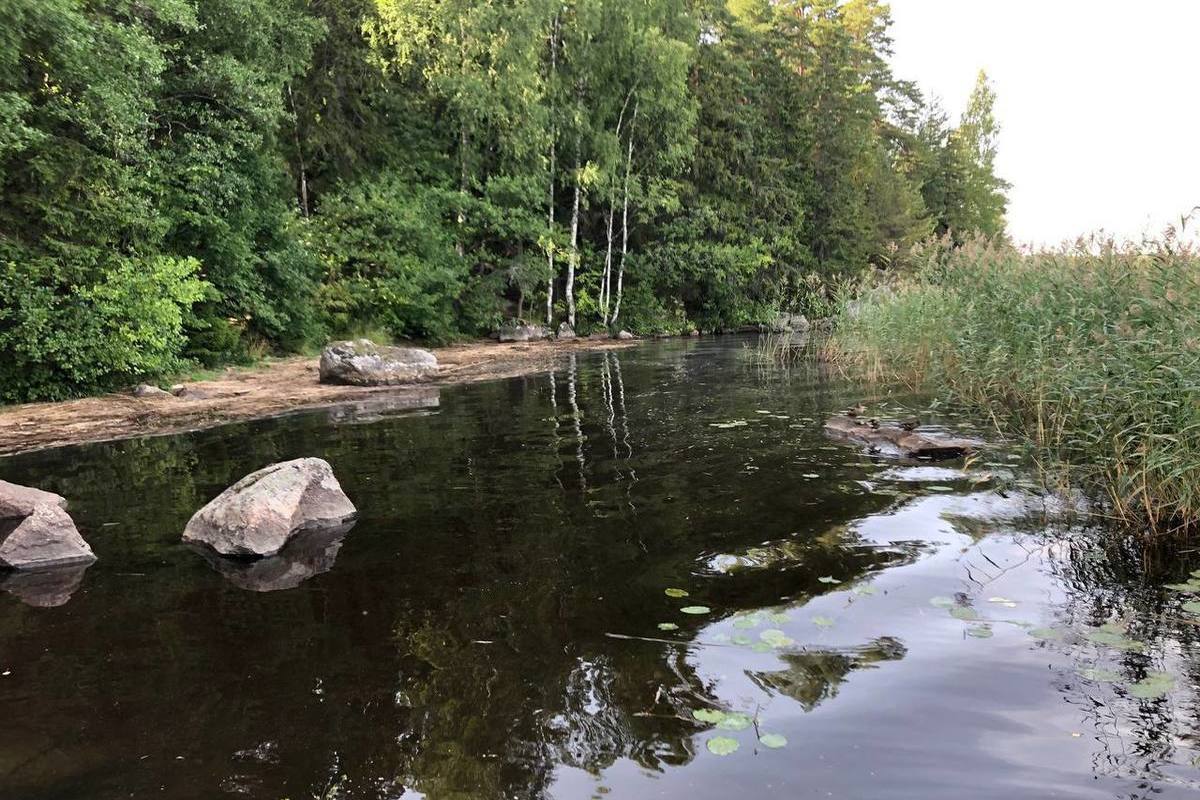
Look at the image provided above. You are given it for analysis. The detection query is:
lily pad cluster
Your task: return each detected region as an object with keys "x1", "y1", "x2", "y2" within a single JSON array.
[{"x1": 692, "y1": 708, "x2": 787, "y2": 757}]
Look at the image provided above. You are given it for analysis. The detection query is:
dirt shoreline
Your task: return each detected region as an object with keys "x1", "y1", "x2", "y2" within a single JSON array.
[{"x1": 0, "y1": 337, "x2": 639, "y2": 457}]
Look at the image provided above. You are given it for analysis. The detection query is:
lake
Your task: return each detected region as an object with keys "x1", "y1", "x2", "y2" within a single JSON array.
[{"x1": 1, "y1": 336, "x2": 1197, "y2": 799}]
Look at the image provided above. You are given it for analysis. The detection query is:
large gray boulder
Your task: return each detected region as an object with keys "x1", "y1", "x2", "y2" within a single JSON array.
[
  {"x1": 770, "y1": 313, "x2": 810, "y2": 333},
  {"x1": 319, "y1": 339, "x2": 438, "y2": 386},
  {"x1": 0, "y1": 504, "x2": 97, "y2": 569},
  {"x1": 0, "y1": 480, "x2": 68, "y2": 520},
  {"x1": 182, "y1": 458, "x2": 357, "y2": 557},
  {"x1": 497, "y1": 323, "x2": 549, "y2": 343}
]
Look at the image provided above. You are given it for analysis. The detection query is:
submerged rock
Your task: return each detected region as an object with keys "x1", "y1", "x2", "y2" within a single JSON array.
[
  {"x1": 0, "y1": 504, "x2": 97, "y2": 569},
  {"x1": 182, "y1": 458, "x2": 357, "y2": 557},
  {"x1": 496, "y1": 323, "x2": 549, "y2": 343},
  {"x1": 0, "y1": 480, "x2": 68, "y2": 520},
  {"x1": 0, "y1": 562, "x2": 92, "y2": 607},
  {"x1": 556, "y1": 322, "x2": 577, "y2": 340},
  {"x1": 824, "y1": 415, "x2": 980, "y2": 460},
  {"x1": 192, "y1": 520, "x2": 354, "y2": 592},
  {"x1": 319, "y1": 339, "x2": 438, "y2": 386}
]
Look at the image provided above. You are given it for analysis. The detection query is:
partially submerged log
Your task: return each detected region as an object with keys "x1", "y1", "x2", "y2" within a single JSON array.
[{"x1": 824, "y1": 415, "x2": 979, "y2": 460}]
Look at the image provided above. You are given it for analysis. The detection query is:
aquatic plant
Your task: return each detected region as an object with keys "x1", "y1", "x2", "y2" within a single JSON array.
[{"x1": 831, "y1": 230, "x2": 1200, "y2": 541}]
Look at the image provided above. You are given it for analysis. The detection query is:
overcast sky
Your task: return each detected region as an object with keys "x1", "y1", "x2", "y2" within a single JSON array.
[{"x1": 886, "y1": 0, "x2": 1200, "y2": 246}]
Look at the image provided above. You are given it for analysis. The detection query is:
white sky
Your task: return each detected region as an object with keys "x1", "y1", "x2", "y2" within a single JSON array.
[{"x1": 887, "y1": 0, "x2": 1200, "y2": 246}]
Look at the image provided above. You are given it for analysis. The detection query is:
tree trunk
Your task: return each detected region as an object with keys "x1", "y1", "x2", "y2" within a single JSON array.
[
  {"x1": 601, "y1": 198, "x2": 615, "y2": 325},
  {"x1": 286, "y1": 83, "x2": 309, "y2": 218},
  {"x1": 612, "y1": 103, "x2": 637, "y2": 325},
  {"x1": 545, "y1": 14, "x2": 559, "y2": 326},
  {"x1": 566, "y1": 135, "x2": 582, "y2": 329}
]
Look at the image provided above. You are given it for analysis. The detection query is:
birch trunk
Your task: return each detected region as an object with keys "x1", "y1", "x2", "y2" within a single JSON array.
[
  {"x1": 545, "y1": 14, "x2": 558, "y2": 326},
  {"x1": 601, "y1": 198, "x2": 615, "y2": 325},
  {"x1": 566, "y1": 145, "x2": 581, "y2": 330},
  {"x1": 612, "y1": 104, "x2": 637, "y2": 324}
]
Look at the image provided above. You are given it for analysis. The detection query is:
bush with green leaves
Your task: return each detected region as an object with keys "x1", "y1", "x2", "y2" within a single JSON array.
[
  {"x1": 309, "y1": 179, "x2": 468, "y2": 342},
  {"x1": 0, "y1": 256, "x2": 207, "y2": 401}
]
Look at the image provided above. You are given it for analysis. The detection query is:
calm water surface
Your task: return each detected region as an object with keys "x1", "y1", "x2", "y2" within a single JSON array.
[{"x1": 2, "y1": 337, "x2": 1200, "y2": 799}]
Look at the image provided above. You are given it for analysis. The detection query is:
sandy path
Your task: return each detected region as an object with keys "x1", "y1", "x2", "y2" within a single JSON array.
[{"x1": 0, "y1": 338, "x2": 637, "y2": 456}]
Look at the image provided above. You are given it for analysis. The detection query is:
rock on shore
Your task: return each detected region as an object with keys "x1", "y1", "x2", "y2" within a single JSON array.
[
  {"x1": 182, "y1": 458, "x2": 357, "y2": 557},
  {"x1": 497, "y1": 323, "x2": 549, "y2": 342},
  {"x1": 319, "y1": 339, "x2": 438, "y2": 386}
]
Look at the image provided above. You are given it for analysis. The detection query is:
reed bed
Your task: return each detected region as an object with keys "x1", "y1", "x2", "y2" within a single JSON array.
[{"x1": 831, "y1": 234, "x2": 1200, "y2": 541}]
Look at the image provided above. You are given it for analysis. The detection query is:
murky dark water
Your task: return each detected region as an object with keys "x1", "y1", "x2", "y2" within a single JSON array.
[{"x1": 2, "y1": 337, "x2": 1199, "y2": 799}]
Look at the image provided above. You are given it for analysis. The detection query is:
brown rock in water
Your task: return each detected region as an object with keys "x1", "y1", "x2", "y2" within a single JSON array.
[
  {"x1": 182, "y1": 458, "x2": 356, "y2": 557},
  {"x1": 824, "y1": 415, "x2": 979, "y2": 461},
  {"x1": 0, "y1": 480, "x2": 68, "y2": 520},
  {"x1": 319, "y1": 339, "x2": 438, "y2": 386},
  {"x1": 0, "y1": 504, "x2": 97, "y2": 569}
]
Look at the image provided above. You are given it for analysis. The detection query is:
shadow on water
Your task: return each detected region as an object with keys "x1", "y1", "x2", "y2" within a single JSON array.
[{"x1": 0, "y1": 336, "x2": 1198, "y2": 799}]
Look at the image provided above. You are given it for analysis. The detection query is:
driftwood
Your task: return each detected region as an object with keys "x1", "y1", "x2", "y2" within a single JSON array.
[{"x1": 823, "y1": 415, "x2": 978, "y2": 460}]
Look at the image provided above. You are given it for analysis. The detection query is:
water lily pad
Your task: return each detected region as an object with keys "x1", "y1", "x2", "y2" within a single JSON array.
[
  {"x1": 733, "y1": 616, "x2": 761, "y2": 629},
  {"x1": 1182, "y1": 601, "x2": 1200, "y2": 615},
  {"x1": 693, "y1": 708, "x2": 725, "y2": 724},
  {"x1": 657, "y1": 623, "x2": 679, "y2": 631},
  {"x1": 732, "y1": 634, "x2": 753, "y2": 646},
  {"x1": 1085, "y1": 629, "x2": 1145, "y2": 652},
  {"x1": 710, "y1": 421, "x2": 748, "y2": 429},
  {"x1": 680, "y1": 606, "x2": 711, "y2": 615},
  {"x1": 1129, "y1": 672, "x2": 1174, "y2": 699},
  {"x1": 759, "y1": 629, "x2": 796, "y2": 648},
  {"x1": 818, "y1": 576, "x2": 840, "y2": 584},
  {"x1": 853, "y1": 585, "x2": 878, "y2": 596},
  {"x1": 759, "y1": 733, "x2": 788, "y2": 749},
  {"x1": 987, "y1": 596, "x2": 1017, "y2": 607},
  {"x1": 811, "y1": 615, "x2": 835, "y2": 628},
  {"x1": 966, "y1": 624, "x2": 993, "y2": 638},
  {"x1": 949, "y1": 606, "x2": 980, "y2": 621},
  {"x1": 751, "y1": 642, "x2": 773, "y2": 653},
  {"x1": 1077, "y1": 667, "x2": 1121, "y2": 682},
  {"x1": 1165, "y1": 581, "x2": 1200, "y2": 593},
  {"x1": 717, "y1": 712, "x2": 753, "y2": 731},
  {"x1": 664, "y1": 588, "x2": 690, "y2": 598},
  {"x1": 929, "y1": 596, "x2": 956, "y2": 608},
  {"x1": 706, "y1": 736, "x2": 740, "y2": 756},
  {"x1": 1028, "y1": 627, "x2": 1063, "y2": 640}
]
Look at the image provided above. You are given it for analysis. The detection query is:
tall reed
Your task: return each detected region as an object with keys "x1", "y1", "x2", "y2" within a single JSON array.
[{"x1": 832, "y1": 233, "x2": 1200, "y2": 540}]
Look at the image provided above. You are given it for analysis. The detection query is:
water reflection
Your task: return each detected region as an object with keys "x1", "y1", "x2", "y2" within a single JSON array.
[
  {"x1": 0, "y1": 563, "x2": 92, "y2": 607},
  {"x1": 191, "y1": 520, "x2": 355, "y2": 592},
  {"x1": 0, "y1": 338, "x2": 1197, "y2": 799},
  {"x1": 750, "y1": 636, "x2": 907, "y2": 710}
]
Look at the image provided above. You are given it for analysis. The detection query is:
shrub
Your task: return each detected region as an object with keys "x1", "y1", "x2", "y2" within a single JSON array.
[{"x1": 0, "y1": 255, "x2": 207, "y2": 401}]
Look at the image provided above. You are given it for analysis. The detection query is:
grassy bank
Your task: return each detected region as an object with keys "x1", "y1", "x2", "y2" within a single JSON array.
[{"x1": 830, "y1": 234, "x2": 1200, "y2": 540}]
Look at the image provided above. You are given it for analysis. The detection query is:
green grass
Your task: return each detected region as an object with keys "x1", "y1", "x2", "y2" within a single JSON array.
[{"x1": 830, "y1": 234, "x2": 1200, "y2": 541}]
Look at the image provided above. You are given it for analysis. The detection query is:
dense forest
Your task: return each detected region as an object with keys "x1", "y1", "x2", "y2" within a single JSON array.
[{"x1": 0, "y1": 0, "x2": 1007, "y2": 401}]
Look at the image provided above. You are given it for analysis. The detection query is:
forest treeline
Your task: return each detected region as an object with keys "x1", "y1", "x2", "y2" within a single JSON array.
[{"x1": 0, "y1": 0, "x2": 1007, "y2": 402}]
